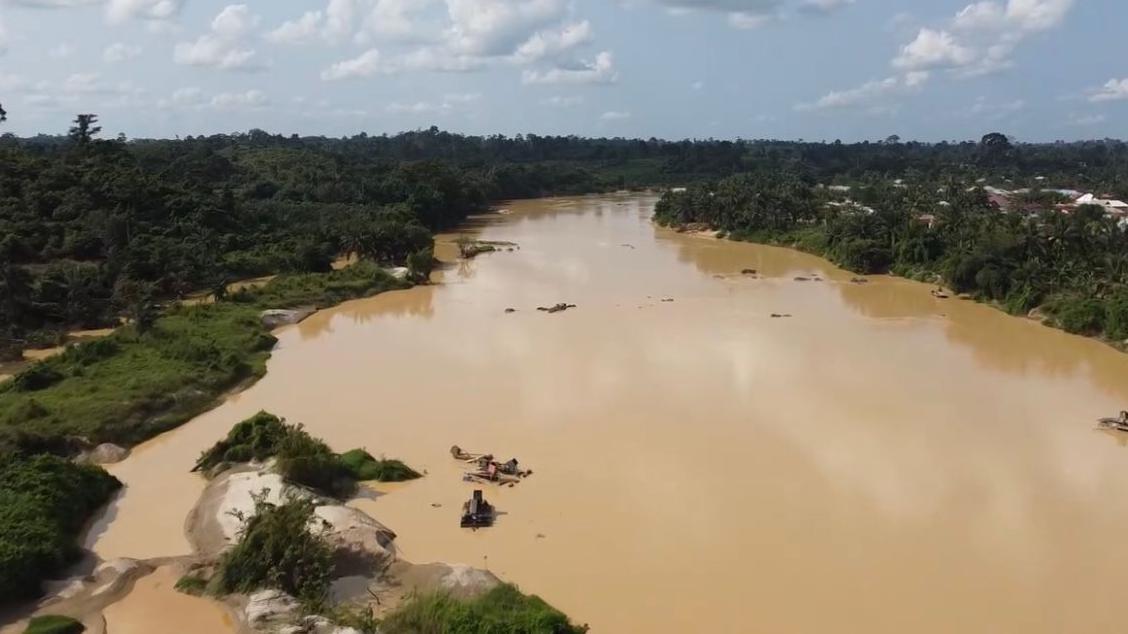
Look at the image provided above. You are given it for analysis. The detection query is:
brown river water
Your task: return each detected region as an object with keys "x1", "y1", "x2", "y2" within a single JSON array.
[{"x1": 70, "y1": 193, "x2": 1128, "y2": 632}]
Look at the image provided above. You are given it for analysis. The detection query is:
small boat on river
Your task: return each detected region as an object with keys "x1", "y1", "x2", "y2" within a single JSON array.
[{"x1": 461, "y1": 489, "x2": 495, "y2": 528}]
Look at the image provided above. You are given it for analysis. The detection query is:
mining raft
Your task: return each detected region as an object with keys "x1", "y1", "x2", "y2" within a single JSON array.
[
  {"x1": 1099, "y1": 411, "x2": 1128, "y2": 432},
  {"x1": 461, "y1": 489, "x2": 495, "y2": 528},
  {"x1": 451, "y1": 445, "x2": 532, "y2": 485}
]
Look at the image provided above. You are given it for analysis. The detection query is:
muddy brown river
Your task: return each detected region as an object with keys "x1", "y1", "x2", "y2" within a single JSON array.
[{"x1": 79, "y1": 193, "x2": 1128, "y2": 632}]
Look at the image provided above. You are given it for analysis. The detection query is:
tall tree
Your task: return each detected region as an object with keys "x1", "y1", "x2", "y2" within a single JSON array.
[{"x1": 68, "y1": 113, "x2": 101, "y2": 145}]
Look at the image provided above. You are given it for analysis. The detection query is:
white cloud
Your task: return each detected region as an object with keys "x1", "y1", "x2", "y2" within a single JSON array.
[
  {"x1": 210, "y1": 89, "x2": 268, "y2": 109},
  {"x1": 103, "y1": 42, "x2": 142, "y2": 62},
  {"x1": 797, "y1": 0, "x2": 854, "y2": 15},
  {"x1": 106, "y1": 0, "x2": 184, "y2": 23},
  {"x1": 522, "y1": 51, "x2": 617, "y2": 84},
  {"x1": 897, "y1": 0, "x2": 1075, "y2": 78},
  {"x1": 174, "y1": 4, "x2": 263, "y2": 71},
  {"x1": 1088, "y1": 78, "x2": 1128, "y2": 103},
  {"x1": 513, "y1": 20, "x2": 593, "y2": 63},
  {"x1": 541, "y1": 95, "x2": 583, "y2": 107},
  {"x1": 796, "y1": 72, "x2": 929, "y2": 111},
  {"x1": 893, "y1": 29, "x2": 975, "y2": 71},
  {"x1": 600, "y1": 110, "x2": 630, "y2": 120},
  {"x1": 321, "y1": 48, "x2": 383, "y2": 80},
  {"x1": 445, "y1": 0, "x2": 568, "y2": 56},
  {"x1": 266, "y1": 10, "x2": 323, "y2": 44},
  {"x1": 728, "y1": 11, "x2": 773, "y2": 29},
  {"x1": 324, "y1": 0, "x2": 358, "y2": 43}
]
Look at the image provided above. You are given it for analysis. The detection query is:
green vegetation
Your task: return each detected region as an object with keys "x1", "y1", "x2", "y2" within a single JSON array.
[
  {"x1": 230, "y1": 261, "x2": 408, "y2": 309},
  {"x1": 193, "y1": 410, "x2": 291, "y2": 472},
  {"x1": 195, "y1": 412, "x2": 420, "y2": 496},
  {"x1": 379, "y1": 585, "x2": 587, "y2": 634},
  {"x1": 655, "y1": 134, "x2": 1128, "y2": 346},
  {"x1": 173, "y1": 572, "x2": 209, "y2": 597},
  {"x1": 23, "y1": 615, "x2": 85, "y2": 634},
  {"x1": 216, "y1": 496, "x2": 334, "y2": 610},
  {"x1": 337, "y1": 449, "x2": 421, "y2": 482},
  {"x1": 0, "y1": 453, "x2": 121, "y2": 601}
]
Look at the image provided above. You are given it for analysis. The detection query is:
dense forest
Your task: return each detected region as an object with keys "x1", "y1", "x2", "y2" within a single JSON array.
[
  {"x1": 654, "y1": 134, "x2": 1128, "y2": 343},
  {"x1": 5, "y1": 118, "x2": 1128, "y2": 359}
]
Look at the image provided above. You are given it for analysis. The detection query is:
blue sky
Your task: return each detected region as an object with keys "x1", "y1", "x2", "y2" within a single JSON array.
[{"x1": 0, "y1": 0, "x2": 1122, "y2": 141}]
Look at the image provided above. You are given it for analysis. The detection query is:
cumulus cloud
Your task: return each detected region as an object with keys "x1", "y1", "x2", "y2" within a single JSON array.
[
  {"x1": 522, "y1": 51, "x2": 617, "y2": 84},
  {"x1": 174, "y1": 4, "x2": 264, "y2": 71},
  {"x1": 513, "y1": 20, "x2": 593, "y2": 63},
  {"x1": 894, "y1": 0, "x2": 1076, "y2": 78},
  {"x1": 103, "y1": 42, "x2": 142, "y2": 62},
  {"x1": 265, "y1": 10, "x2": 323, "y2": 44},
  {"x1": 893, "y1": 29, "x2": 975, "y2": 70},
  {"x1": 1088, "y1": 78, "x2": 1128, "y2": 103},
  {"x1": 106, "y1": 0, "x2": 183, "y2": 22},
  {"x1": 321, "y1": 48, "x2": 382, "y2": 80},
  {"x1": 796, "y1": 72, "x2": 929, "y2": 111},
  {"x1": 445, "y1": 0, "x2": 567, "y2": 56},
  {"x1": 307, "y1": 0, "x2": 609, "y2": 83}
]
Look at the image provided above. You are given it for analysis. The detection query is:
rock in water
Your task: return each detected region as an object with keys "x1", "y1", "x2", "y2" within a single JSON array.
[
  {"x1": 244, "y1": 589, "x2": 299, "y2": 624},
  {"x1": 78, "y1": 442, "x2": 130, "y2": 465},
  {"x1": 260, "y1": 307, "x2": 315, "y2": 329}
]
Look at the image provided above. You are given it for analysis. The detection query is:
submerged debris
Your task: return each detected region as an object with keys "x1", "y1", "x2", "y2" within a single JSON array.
[
  {"x1": 794, "y1": 276, "x2": 811, "y2": 282},
  {"x1": 931, "y1": 288, "x2": 950, "y2": 299},
  {"x1": 504, "y1": 308, "x2": 517, "y2": 313},
  {"x1": 770, "y1": 313, "x2": 793, "y2": 319},
  {"x1": 741, "y1": 268, "x2": 757, "y2": 275},
  {"x1": 537, "y1": 303, "x2": 577, "y2": 314},
  {"x1": 849, "y1": 277, "x2": 869, "y2": 284},
  {"x1": 1099, "y1": 411, "x2": 1128, "y2": 432}
]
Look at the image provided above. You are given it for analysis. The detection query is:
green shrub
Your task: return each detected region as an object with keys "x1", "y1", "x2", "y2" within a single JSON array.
[
  {"x1": 276, "y1": 429, "x2": 353, "y2": 498},
  {"x1": 337, "y1": 449, "x2": 421, "y2": 482},
  {"x1": 0, "y1": 453, "x2": 121, "y2": 603},
  {"x1": 199, "y1": 413, "x2": 420, "y2": 495},
  {"x1": 24, "y1": 615, "x2": 85, "y2": 634},
  {"x1": 379, "y1": 584, "x2": 587, "y2": 634},
  {"x1": 174, "y1": 573, "x2": 209, "y2": 596},
  {"x1": 194, "y1": 411, "x2": 290, "y2": 473},
  {"x1": 832, "y1": 238, "x2": 892, "y2": 274},
  {"x1": 1104, "y1": 293, "x2": 1128, "y2": 341},
  {"x1": 216, "y1": 496, "x2": 334, "y2": 609},
  {"x1": 1048, "y1": 296, "x2": 1106, "y2": 336}
]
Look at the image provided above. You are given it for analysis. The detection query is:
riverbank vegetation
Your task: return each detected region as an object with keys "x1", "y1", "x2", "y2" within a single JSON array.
[
  {"x1": 378, "y1": 584, "x2": 587, "y2": 634},
  {"x1": 655, "y1": 135, "x2": 1128, "y2": 345},
  {"x1": 22, "y1": 615, "x2": 85, "y2": 634},
  {"x1": 0, "y1": 453, "x2": 121, "y2": 601},
  {"x1": 195, "y1": 411, "x2": 420, "y2": 497}
]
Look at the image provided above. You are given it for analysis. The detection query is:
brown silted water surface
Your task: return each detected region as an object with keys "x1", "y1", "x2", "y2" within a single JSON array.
[{"x1": 88, "y1": 193, "x2": 1128, "y2": 633}]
